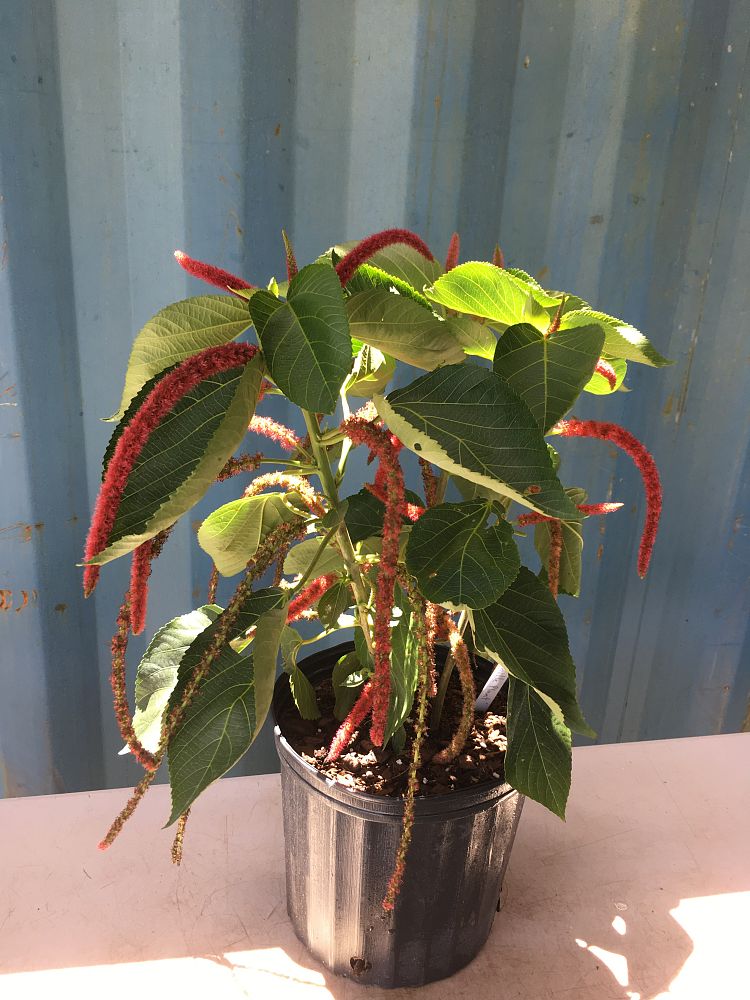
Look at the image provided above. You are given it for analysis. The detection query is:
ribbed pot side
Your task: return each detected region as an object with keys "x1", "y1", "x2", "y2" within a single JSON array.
[{"x1": 272, "y1": 642, "x2": 525, "y2": 989}]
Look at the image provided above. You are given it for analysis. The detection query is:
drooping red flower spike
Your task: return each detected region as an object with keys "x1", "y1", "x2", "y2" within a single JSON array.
[
  {"x1": 173, "y1": 250, "x2": 254, "y2": 294},
  {"x1": 341, "y1": 416, "x2": 406, "y2": 745},
  {"x1": 419, "y1": 458, "x2": 439, "y2": 508},
  {"x1": 282, "y1": 230, "x2": 298, "y2": 281},
  {"x1": 171, "y1": 809, "x2": 190, "y2": 866},
  {"x1": 433, "y1": 617, "x2": 476, "y2": 764},
  {"x1": 492, "y1": 244, "x2": 505, "y2": 269},
  {"x1": 110, "y1": 597, "x2": 158, "y2": 772},
  {"x1": 248, "y1": 415, "x2": 302, "y2": 453},
  {"x1": 365, "y1": 481, "x2": 425, "y2": 522},
  {"x1": 243, "y1": 470, "x2": 325, "y2": 516},
  {"x1": 128, "y1": 527, "x2": 171, "y2": 636},
  {"x1": 286, "y1": 573, "x2": 339, "y2": 624},
  {"x1": 216, "y1": 452, "x2": 264, "y2": 482},
  {"x1": 83, "y1": 343, "x2": 258, "y2": 597},
  {"x1": 444, "y1": 232, "x2": 460, "y2": 271},
  {"x1": 554, "y1": 419, "x2": 662, "y2": 577},
  {"x1": 547, "y1": 519, "x2": 563, "y2": 599},
  {"x1": 335, "y1": 229, "x2": 435, "y2": 287},
  {"x1": 547, "y1": 296, "x2": 567, "y2": 336},
  {"x1": 594, "y1": 358, "x2": 618, "y2": 390},
  {"x1": 326, "y1": 681, "x2": 374, "y2": 762},
  {"x1": 516, "y1": 501, "x2": 623, "y2": 527},
  {"x1": 98, "y1": 770, "x2": 157, "y2": 850}
]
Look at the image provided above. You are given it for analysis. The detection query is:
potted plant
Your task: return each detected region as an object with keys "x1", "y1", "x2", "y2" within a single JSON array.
[{"x1": 83, "y1": 227, "x2": 669, "y2": 988}]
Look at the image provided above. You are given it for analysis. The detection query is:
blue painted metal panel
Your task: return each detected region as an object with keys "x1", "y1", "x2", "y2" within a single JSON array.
[{"x1": 1, "y1": 0, "x2": 748, "y2": 797}]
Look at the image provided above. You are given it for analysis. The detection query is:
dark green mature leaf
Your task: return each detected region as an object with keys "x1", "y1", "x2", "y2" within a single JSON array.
[
  {"x1": 91, "y1": 354, "x2": 264, "y2": 566},
  {"x1": 344, "y1": 262, "x2": 432, "y2": 309},
  {"x1": 375, "y1": 365, "x2": 579, "y2": 520},
  {"x1": 493, "y1": 322, "x2": 604, "y2": 432},
  {"x1": 471, "y1": 567, "x2": 592, "y2": 735},
  {"x1": 344, "y1": 489, "x2": 388, "y2": 543},
  {"x1": 128, "y1": 605, "x2": 222, "y2": 753},
  {"x1": 198, "y1": 493, "x2": 305, "y2": 577},
  {"x1": 165, "y1": 602, "x2": 287, "y2": 824},
  {"x1": 425, "y1": 262, "x2": 547, "y2": 330},
  {"x1": 333, "y1": 241, "x2": 443, "y2": 292},
  {"x1": 109, "y1": 296, "x2": 253, "y2": 421},
  {"x1": 248, "y1": 261, "x2": 352, "y2": 413},
  {"x1": 504, "y1": 677, "x2": 572, "y2": 819},
  {"x1": 289, "y1": 668, "x2": 320, "y2": 720},
  {"x1": 332, "y1": 651, "x2": 369, "y2": 720},
  {"x1": 317, "y1": 580, "x2": 352, "y2": 629},
  {"x1": 583, "y1": 357, "x2": 627, "y2": 394},
  {"x1": 406, "y1": 501, "x2": 520, "y2": 609},
  {"x1": 347, "y1": 288, "x2": 465, "y2": 370},
  {"x1": 382, "y1": 589, "x2": 419, "y2": 745},
  {"x1": 560, "y1": 309, "x2": 672, "y2": 367},
  {"x1": 534, "y1": 487, "x2": 586, "y2": 598}
]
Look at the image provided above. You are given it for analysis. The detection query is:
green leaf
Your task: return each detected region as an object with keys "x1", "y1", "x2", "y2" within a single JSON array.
[
  {"x1": 128, "y1": 605, "x2": 222, "y2": 753},
  {"x1": 347, "y1": 289, "x2": 465, "y2": 370},
  {"x1": 344, "y1": 262, "x2": 432, "y2": 309},
  {"x1": 166, "y1": 598, "x2": 285, "y2": 823},
  {"x1": 504, "y1": 268, "x2": 563, "y2": 308},
  {"x1": 289, "y1": 667, "x2": 320, "y2": 720},
  {"x1": 344, "y1": 343, "x2": 396, "y2": 398},
  {"x1": 283, "y1": 537, "x2": 346, "y2": 577},
  {"x1": 504, "y1": 677, "x2": 572, "y2": 819},
  {"x1": 560, "y1": 309, "x2": 672, "y2": 367},
  {"x1": 332, "y1": 651, "x2": 369, "y2": 720},
  {"x1": 374, "y1": 365, "x2": 579, "y2": 520},
  {"x1": 583, "y1": 357, "x2": 627, "y2": 395},
  {"x1": 534, "y1": 488, "x2": 587, "y2": 598},
  {"x1": 90, "y1": 353, "x2": 264, "y2": 566},
  {"x1": 343, "y1": 489, "x2": 388, "y2": 544},
  {"x1": 471, "y1": 567, "x2": 592, "y2": 736},
  {"x1": 317, "y1": 579, "x2": 352, "y2": 629},
  {"x1": 382, "y1": 593, "x2": 419, "y2": 745},
  {"x1": 248, "y1": 261, "x2": 352, "y2": 413},
  {"x1": 425, "y1": 262, "x2": 547, "y2": 330},
  {"x1": 197, "y1": 493, "x2": 304, "y2": 577},
  {"x1": 108, "y1": 296, "x2": 253, "y2": 421},
  {"x1": 406, "y1": 501, "x2": 520, "y2": 609},
  {"x1": 493, "y1": 322, "x2": 604, "y2": 432},
  {"x1": 333, "y1": 240, "x2": 443, "y2": 292},
  {"x1": 450, "y1": 315, "x2": 497, "y2": 360}
]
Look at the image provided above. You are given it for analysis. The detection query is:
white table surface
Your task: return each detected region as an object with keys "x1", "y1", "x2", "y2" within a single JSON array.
[{"x1": 1, "y1": 734, "x2": 748, "y2": 999}]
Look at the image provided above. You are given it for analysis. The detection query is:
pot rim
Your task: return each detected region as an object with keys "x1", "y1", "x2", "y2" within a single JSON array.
[{"x1": 273, "y1": 640, "x2": 518, "y2": 822}]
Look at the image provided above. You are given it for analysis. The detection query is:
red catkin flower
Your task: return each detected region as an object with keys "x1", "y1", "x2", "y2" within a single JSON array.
[
  {"x1": 594, "y1": 358, "x2": 618, "y2": 390},
  {"x1": 282, "y1": 230, "x2": 298, "y2": 281},
  {"x1": 110, "y1": 597, "x2": 158, "y2": 772},
  {"x1": 83, "y1": 343, "x2": 258, "y2": 596},
  {"x1": 547, "y1": 297, "x2": 566, "y2": 336},
  {"x1": 173, "y1": 250, "x2": 254, "y2": 294},
  {"x1": 554, "y1": 419, "x2": 662, "y2": 577},
  {"x1": 216, "y1": 452, "x2": 263, "y2": 482},
  {"x1": 335, "y1": 228, "x2": 435, "y2": 287},
  {"x1": 365, "y1": 481, "x2": 425, "y2": 522},
  {"x1": 244, "y1": 470, "x2": 325, "y2": 515},
  {"x1": 419, "y1": 458, "x2": 439, "y2": 507},
  {"x1": 98, "y1": 770, "x2": 157, "y2": 850},
  {"x1": 326, "y1": 681, "x2": 374, "y2": 762},
  {"x1": 433, "y1": 619, "x2": 476, "y2": 764},
  {"x1": 444, "y1": 232, "x2": 460, "y2": 271},
  {"x1": 207, "y1": 564, "x2": 219, "y2": 603},
  {"x1": 248, "y1": 415, "x2": 302, "y2": 453},
  {"x1": 286, "y1": 574, "x2": 339, "y2": 624},
  {"x1": 577, "y1": 502, "x2": 624, "y2": 516},
  {"x1": 492, "y1": 244, "x2": 505, "y2": 269},
  {"x1": 547, "y1": 519, "x2": 563, "y2": 599},
  {"x1": 128, "y1": 527, "x2": 170, "y2": 636},
  {"x1": 171, "y1": 809, "x2": 190, "y2": 866},
  {"x1": 341, "y1": 417, "x2": 406, "y2": 745}
]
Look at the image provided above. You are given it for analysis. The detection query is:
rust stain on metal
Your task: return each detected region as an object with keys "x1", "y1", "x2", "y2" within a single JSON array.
[
  {"x1": 596, "y1": 543, "x2": 604, "y2": 560},
  {"x1": 536, "y1": 266, "x2": 549, "y2": 282},
  {"x1": 0, "y1": 590, "x2": 12, "y2": 610},
  {"x1": 15, "y1": 590, "x2": 28, "y2": 613},
  {"x1": 54, "y1": 603, "x2": 67, "y2": 614},
  {"x1": 274, "y1": 122, "x2": 281, "y2": 136},
  {"x1": 662, "y1": 393, "x2": 674, "y2": 416}
]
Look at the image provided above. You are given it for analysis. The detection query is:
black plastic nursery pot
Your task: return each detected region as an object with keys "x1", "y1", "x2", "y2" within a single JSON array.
[{"x1": 272, "y1": 641, "x2": 524, "y2": 989}]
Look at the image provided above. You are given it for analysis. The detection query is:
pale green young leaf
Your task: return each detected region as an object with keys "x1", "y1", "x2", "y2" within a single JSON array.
[
  {"x1": 583, "y1": 357, "x2": 628, "y2": 395},
  {"x1": 108, "y1": 296, "x2": 253, "y2": 421},
  {"x1": 344, "y1": 343, "x2": 396, "y2": 398},
  {"x1": 450, "y1": 315, "x2": 497, "y2": 360},
  {"x1": 425, "y1": 262, "x2": 547, "y2": 330},
  {"x1": 197, "y1": 493, "x2": 304, "y2": 577},
  {"x1": 560, "y1": 309, "x2": 672, "y2": 367},
  {"x1": 283, "y1": 537, "x2": 346, "y2": 578}
]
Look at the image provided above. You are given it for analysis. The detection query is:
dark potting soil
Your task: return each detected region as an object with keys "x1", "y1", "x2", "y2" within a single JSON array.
[{"x1": 278, "y1": 669, "x2": 508, "y2": 798}]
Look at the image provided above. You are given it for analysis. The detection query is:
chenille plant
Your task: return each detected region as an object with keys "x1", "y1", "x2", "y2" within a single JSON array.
[{"x1": 83, "y1": 227, "x2": 669, "y2": 906}]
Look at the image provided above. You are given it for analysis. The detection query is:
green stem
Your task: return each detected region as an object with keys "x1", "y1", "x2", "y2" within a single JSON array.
[
  {"x1": 434, "y1": 469, "x2": 449, "y2": 505},
  {"x1": 302, "y1": 410, "x2": 374, "y2": 655}
]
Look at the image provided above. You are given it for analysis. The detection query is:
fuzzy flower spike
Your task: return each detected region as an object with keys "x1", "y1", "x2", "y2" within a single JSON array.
[
  {"x1": 444, "y1": 232, "x2": 460, "y2": 271},
  {"x1": 553, "y1": 418, "x2": 663, "y2": 577},
  {"x1": 83, "y1": 342, "x2": 257, "y2": 596},
  {"x1": 174, "y1": 250, "x2": 254, "y2": 295},
  {"x1": 335, "y1": 228, "x2": 435, "y2": 287}
]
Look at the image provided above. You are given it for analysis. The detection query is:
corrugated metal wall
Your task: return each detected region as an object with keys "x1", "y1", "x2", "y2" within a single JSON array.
[{"x1": 1, "y1": 0, "x2": 748, "y2": 798}]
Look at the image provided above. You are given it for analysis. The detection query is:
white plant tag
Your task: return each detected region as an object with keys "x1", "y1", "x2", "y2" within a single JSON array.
[{"x1": 474, "y1": 663, "x2": 508, "y2": 712}]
